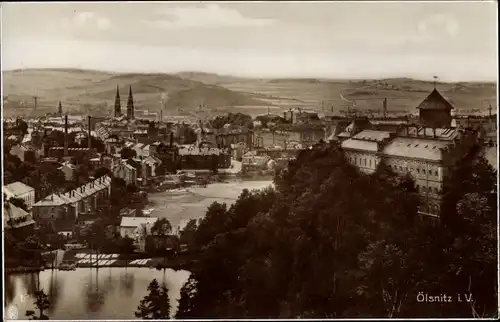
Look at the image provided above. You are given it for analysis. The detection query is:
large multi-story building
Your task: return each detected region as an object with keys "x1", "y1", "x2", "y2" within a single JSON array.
[
  {"x1": 341, "y1": 89, "x2": 479, "y2": 222},
  {"x1": 253, "y1": 124, "x2": 325, "y2": 149}
]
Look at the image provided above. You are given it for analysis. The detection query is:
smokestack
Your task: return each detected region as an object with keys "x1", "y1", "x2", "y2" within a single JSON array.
[
  {"x1": 169, "y1": 132, "x2": 174, "y2": 147},
  {"x1": 88, "y1": 116, "x2": 92, "y2": 150},
  {"x1": 64, "y1": 115, "x2": 69, "y2": 156},
  {"x1": 383, "y1": 98, "x2": 387, "y2": 118}
]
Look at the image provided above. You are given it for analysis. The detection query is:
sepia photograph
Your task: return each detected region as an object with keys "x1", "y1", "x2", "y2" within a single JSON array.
[{"x1": 1, "y1": 1, "x2": 498, "y2": 320}]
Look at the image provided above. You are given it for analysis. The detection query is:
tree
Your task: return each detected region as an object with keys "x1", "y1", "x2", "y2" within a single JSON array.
[
  {"x1": 135, "y1": 279, "x2": 170, "y2": 319},
  {"x1": 179, "y1": 219, "x2": 198, "y2": 245},
  {"x1": 149, "y1": 218, "x2": 173, "y2": 263},
  {"x1": 8, "y1": 197, "x2": 29, "y2": 212},
  {"x1": 94, "y1": 167, "x2": 110, "y2": 179},
  {"x1": 178, "y1": 143, "x2": 498, "y2": 318},
  {"x1": 120, "y1": 147, "x2": 136, "y2": 160},
  {"x1": 176, "y1": 276, "x2": 198, "y2": 318},
  {"x1": 17, "y1": 119, "x2": 29, "y2": 136},
  {"x1": 151, "y1": 218, "x2": 172, "y2": 236},
  {"x1": 25, "y1": 289, "x2": 50, "y2": 320},
  {"x1": 117, "y1": 236, "x2": 136, "y2": 254}
]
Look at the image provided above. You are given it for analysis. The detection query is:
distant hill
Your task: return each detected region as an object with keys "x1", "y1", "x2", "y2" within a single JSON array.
[
  {"x1": 175, "y1": 71, "x2": 254, "y2": 85},
  {"x1": 3, "y1": 68, "x2": 497, "y2": 118},
  {"x1": 2, "y1": 69, "x2": 269, "y2": 118}
]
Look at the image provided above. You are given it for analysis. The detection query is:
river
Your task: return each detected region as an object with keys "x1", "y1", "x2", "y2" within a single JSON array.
[
  {"x1": 147, "y1": 179, "x2": 274, "y2": 231},
  {"x1": 4, "y1": 180, "x2": 274, "y2": 320}
]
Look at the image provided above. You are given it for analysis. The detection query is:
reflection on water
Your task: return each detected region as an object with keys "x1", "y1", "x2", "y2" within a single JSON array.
[{"x1": 4, "y1": 268, "x2": 190, "y2": 320}]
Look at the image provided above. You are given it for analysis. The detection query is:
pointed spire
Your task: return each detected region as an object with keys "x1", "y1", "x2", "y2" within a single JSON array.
[
  {"x1": 114, "y1": 85, "x2": 121, "y2": 117},
  {"x1": 127, "y1": 85, "x2": 134, "y2": 119},
  {"x1": 58, "y1": 101, "x2": 63, "y2": 114}
]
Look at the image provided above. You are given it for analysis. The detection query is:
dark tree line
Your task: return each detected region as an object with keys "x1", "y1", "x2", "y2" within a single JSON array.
[
  {"x1": 169, "y1": 143, "x2": 497, "y2": 318},
  {"x1": 210, "y1": 113, "x2": 254, "y2": 130}
]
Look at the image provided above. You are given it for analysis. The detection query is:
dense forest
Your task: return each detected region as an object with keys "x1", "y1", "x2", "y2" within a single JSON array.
[{"x1": 170, "y1": 142, "x2": 497, "y2": 318}]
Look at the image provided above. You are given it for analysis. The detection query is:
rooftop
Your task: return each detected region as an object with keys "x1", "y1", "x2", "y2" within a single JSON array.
[
  {"x1": 341, "y1": 139, "x2": 379, "y2": 152},
  {"x1": 405, "y1": 127, "x2": 459, "y2": 141},
  {"x1": 4, "y1": 181, "x2": 35, "y2": 197},
  {"x1": 416, "y1": 89, "x2": 454, "y2": 111},
  {"x1": 120, "y1": 216, "x2": 158, "y2": 228},
  {"x1": 4, "y1": 203, "x2": 36, "y2": 229},
  {"x1": 34, "y1": 175, "x2": 111, "y2": 207},
  {"x1": 382, "y1": 137, "x2": 452, "y2": 161},
  {"x1": 352, "y1": 130, "x2": 392, "y2": 142}
]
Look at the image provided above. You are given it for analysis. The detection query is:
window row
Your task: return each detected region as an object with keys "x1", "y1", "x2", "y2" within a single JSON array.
[
  {"x1": 388, "y1": 164, "x2": 439, "y2": 177},
  {"x1": 416, "y1": 184, "x2": 440, "y2": 194},
  {"x1": 350, "y1": 156, "x2": 377, "y2": 168}
]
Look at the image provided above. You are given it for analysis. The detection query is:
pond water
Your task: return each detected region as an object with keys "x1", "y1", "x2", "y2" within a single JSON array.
[
  {"x1": 4, "y1": 180, "x2": 275, "y2": 320},
  {"x1": 4, "y1": 268, "x2": 190, "y2": 320}
]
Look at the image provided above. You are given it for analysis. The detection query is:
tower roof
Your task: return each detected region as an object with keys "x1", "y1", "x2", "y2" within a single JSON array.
[{"x1": 416, "y1": 89, "x2": 454, "y2": 110}]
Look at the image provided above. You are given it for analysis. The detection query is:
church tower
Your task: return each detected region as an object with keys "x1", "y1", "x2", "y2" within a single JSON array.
[
  {"x1": 58, "y1": 101, "x2": 63, "y2": 115},
  {"x1": 127, "y1": 85, "x2": 135, "y2": 119},
  {"x1": 114, "y1": 85, "x2": 121, "y2": 117}
]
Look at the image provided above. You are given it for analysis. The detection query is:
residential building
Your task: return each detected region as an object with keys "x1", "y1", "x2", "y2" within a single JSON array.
[
  {"x1": 283, "y1": 108, "x2": 320, "y2": 124},
  {"x1": 4, "y1": 202, "x2": 36, "y2": 238},
  {"x1": 120, "y1": 216, "x2": 158, "y2": 239},
  {"x1": 113, "y1": 161, "x2": 138, "y2": 185},
  {"x1": 4, "y1": 181, "x2": 36, "y2": 210},
  {"x1": 178, "y1": 145, "x2": 231, "y2": 170},
  {"x1": 120, "y1": 216, "x2": 158, "y2": 252},
  {"x1": 242, "y1": 151, "x2": 271, "y2": 172},
  {"x1": 215, "y1": 127, "x2": 253, "y2": 149},
  {"x1": 32, "y1": 175, "x2": 112, "y2": 231},
  {"x1": 253, "y1": 124, "x2": 325, "y2": 149}
]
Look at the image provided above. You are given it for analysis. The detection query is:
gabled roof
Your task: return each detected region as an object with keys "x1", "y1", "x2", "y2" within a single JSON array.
[
  {"x1": 4, "y1": 203, "x2": 35, "y2": 229},
  {"x1": 416, "y1": 89, "x2": 454, "y2": 110},
  {"x1": 4, "y1": 181, "x2": 35, "y2": 197},
  {"x1": 33, "y1": 193, "x2": 68, "y2": 207}
]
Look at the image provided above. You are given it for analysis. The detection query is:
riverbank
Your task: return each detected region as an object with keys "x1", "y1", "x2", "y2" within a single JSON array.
[{"x1": 5, "y1": 266, "x2": 45, "y2": 274}]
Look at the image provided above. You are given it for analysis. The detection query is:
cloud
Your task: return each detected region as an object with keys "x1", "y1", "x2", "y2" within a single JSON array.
[
  {"x1": 61, "y1": 11, "x2": 111, "y2": 31},
  {"x1": 417, "y1": 13, "x2": 459, "y2": 38},
  {"x1": 141, "y1": 4, "x2": 275, "y2": 29}
]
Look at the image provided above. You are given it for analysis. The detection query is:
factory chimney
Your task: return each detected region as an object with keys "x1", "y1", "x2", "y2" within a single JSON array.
[
  {"x1": 64, "y1": 115, "x2": 69, "y2": 156},
  {"x1": 88, "y1": 116, "x2": 92, "y2": 150},
  {"x1": 382, "y1": 98, "x2": 388, "y2": 118}
]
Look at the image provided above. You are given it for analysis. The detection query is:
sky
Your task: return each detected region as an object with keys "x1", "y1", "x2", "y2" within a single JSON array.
[{"x1": 1, "y1": 1, "x2": 498, "y2": 81}]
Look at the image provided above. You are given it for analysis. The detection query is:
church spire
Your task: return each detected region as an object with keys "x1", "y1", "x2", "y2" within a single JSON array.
[
  {"x1": 58, "y1": 101, "x2": 63, "y2": 115},
  {"x1": 127, "y1": 85, "x2": 135, "y2": 119},
  {"x1": 114, "y1": 85, "x2": 121, "y2": 117}
]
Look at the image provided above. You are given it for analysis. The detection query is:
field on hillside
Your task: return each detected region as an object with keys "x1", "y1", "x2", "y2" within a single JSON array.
[
  {"x1": 3, "y1": 69, "x2": 497, "y2": 118},
  {"x1": 2, "y1": 69, "x2": 269, "y2": 118},
  {"x1": 215, "y1": 78, "x2": 497, "y2": 116}
]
